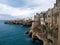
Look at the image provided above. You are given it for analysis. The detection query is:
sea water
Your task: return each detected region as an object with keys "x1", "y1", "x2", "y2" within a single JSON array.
[{"x1": 0, "y1": 20, "x2": 42, "y2": 45}]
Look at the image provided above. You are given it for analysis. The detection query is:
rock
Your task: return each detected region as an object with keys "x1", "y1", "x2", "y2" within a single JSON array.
[{"x1": 25, "y1": 31, "x2": 29, "y2": 34}]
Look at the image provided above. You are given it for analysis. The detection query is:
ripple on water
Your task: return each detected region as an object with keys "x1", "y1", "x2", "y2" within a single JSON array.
[{"x1": 0, "y1": 21, "x2": 43, "y2": 45}]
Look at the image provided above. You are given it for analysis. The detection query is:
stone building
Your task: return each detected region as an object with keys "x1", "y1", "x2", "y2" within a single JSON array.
[
  {"x1": 29, "y1": 0, "x2": 60, "y2": 45},
  {"x1": 55, "y1": 0, "x2": 60, "y2": 45},
  {"x1": 31, "y1": 13, "x2": 40, "y2": 30},
  {"x1": 46, "y1": 0, "x2": 60, "y2": 45}
]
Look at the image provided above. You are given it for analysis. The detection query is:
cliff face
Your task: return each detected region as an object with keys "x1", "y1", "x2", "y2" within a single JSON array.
[
  {"x1": 27, "y1": 0, "x2": 60, "y2": 45},
  {"x1": 58, "y1": 11, "x2": 60, "y2": 45}
]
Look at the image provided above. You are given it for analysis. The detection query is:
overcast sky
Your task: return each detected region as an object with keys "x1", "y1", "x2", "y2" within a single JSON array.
[{"x1": 0, "y1": 0, "x2": 56, "y2": 20}]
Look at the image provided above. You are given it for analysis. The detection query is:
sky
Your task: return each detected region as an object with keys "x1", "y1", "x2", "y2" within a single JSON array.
[{"x1": 0, "y1": 0, "x2": 56, "y2": 20}]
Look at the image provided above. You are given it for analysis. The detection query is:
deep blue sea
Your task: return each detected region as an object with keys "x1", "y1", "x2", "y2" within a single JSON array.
[{"x1": 0, "y1": 20, "x2": 42, "y2": 45}]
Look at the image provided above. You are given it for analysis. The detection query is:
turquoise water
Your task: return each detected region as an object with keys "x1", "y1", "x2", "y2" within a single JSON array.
[{"x1": 0, "y1": 21, "x2": 42, "y2": 45}]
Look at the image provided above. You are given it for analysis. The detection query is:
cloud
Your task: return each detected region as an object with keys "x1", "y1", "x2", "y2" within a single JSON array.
[
  {"x1": 0, "y1": 0, "x2": 27, "y2": 7},
  {"x1": 0, "y1": 0, "x2": 56, "y2": 8},
  {"x1": 0, "y1": 3, "x2": 38, "y2": 18},
  {"x1": 0, "y1": 14, "x2": 16, "y2": 20},
  {"x1": 0, "y1": 0, "x2": 56, "y2": 20}
]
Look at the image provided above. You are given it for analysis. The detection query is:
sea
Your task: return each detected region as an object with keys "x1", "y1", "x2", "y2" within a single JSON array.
[{"x1": 0, "y1": 20, "x2": 43, "y2": 45}]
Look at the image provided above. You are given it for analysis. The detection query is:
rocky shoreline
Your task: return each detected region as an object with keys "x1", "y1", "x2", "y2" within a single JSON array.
[
  {"x1": 4, "y1": 0, "x2": 60, "y2": 45},
  {"x1": 4, "y1": 19, "x2": 33, "y2": 26}
]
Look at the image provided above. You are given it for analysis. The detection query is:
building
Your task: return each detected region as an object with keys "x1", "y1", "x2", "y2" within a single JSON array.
[
  {"x1": 31, "y1": 13, "x2": 40, "y2": 30},
  {"x1": 29, "y1": 0, "x2": 60, "y2": 45}
]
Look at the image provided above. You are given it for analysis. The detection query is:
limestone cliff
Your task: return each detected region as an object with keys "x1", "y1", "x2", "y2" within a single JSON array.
[{"x1": 27, "y1": 0, "x2": 60, "y2": 45}]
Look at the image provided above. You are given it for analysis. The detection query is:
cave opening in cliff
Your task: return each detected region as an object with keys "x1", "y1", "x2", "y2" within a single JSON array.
[
  {"x1": 38, "y1": 40, "x2": 43, "y2": 45},
  {"x1": 31, "y1": 39, "x2": 43, "y2": 45}
]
